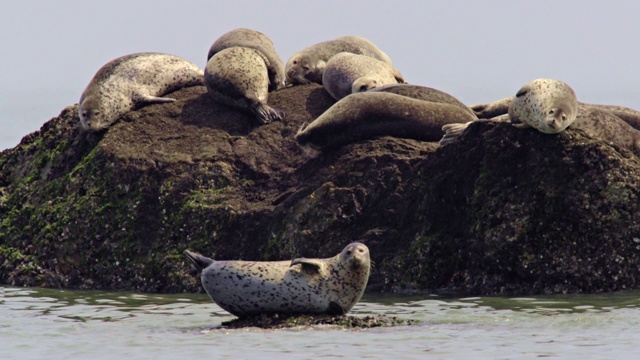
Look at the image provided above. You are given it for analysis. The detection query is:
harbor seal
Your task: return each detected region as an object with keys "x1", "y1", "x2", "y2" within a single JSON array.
[
  {"x1": 207, "y1": 28, "x2": 285, "y2": 91},
  {"x1": 295, "y1": 91, "x2": 476, "y2": 151},
  {"x1": 472, "y1": 96, "x2": 640, "y2": 131},
  {"x1": 285, "y1": 35, "x2": 393, "y2": 86},
  {"x1": 78, "y1": 52, "x2": 203, "y2": 131},
  {"x1": 205, "y1": 46, "x2": 284, "y2": 124},
  {"x1": 184, "y1": 242, "x2": 371, "y2": 318},
  {"x1": 369, "y1": 84, "x2": 478, "y2": 118},
  {"x1": 441, "y1": 106, "x2": 640, "y2": 155},
  {"x1": 322, "y1": 52, "x2": 406, "y2": 101},
  {"x1": 508, "y1": 78, "x2": 578, "y2": 134}
]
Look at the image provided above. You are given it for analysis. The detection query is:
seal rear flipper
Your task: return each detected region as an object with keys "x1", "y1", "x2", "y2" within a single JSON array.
[
  {"x1": 252, "y1": 103, "x2": 285, "y2": 124},
  {"x1": 183, "y1": 250, "x2": 214, "y2": 272},
  {"x1": 290, "y1": 258, "x2": 323, "y2": 275}
]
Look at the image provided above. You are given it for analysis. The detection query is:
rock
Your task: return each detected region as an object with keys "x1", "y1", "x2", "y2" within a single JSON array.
[
  {"x1": 219, "y1": 313, "x2": 416, "y2": 329},
  {"x1": 1, "y1": 84, "x2": 640, "y2": 295}
]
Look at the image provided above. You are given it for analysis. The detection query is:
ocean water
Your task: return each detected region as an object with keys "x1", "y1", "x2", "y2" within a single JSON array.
[{"x1": 2, "y1": 286, "x2": 640, "y2": 359}]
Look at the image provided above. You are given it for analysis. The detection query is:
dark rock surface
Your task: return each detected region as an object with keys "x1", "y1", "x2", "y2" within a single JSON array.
[{"x1": 1, "y1": 84, "x2": 639, "y2": 296}]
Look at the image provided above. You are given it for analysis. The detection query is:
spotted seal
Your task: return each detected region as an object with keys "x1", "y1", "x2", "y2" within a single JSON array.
[
  {"x1": 322, "y1": 52, "x2": 406, "y2": 101},
  {"x1": 295, "y1": 91, "x2": 476, "y2": 151},
  {"x1": 205, "y1": 46, "x2": 284, "y2": 124},
  {"x1": 78, "y1": 52, "x2": 203, "y2": 131},
  {"x1": 184, "y1": 242, "x2": 371, "y2": 318},
  {"x1": 285, "y1": 35, "x2": 393, "y2": 86},
  {"x1": 473, "y1": 97, "x2": 640, "y2": 131},
  {"x1": 207, "y1": 28, "x2": 285, "y2": 91},
  {"x1": 442, "y1": 89, "x2": 640, "y2": 155},
  {"x1": 507, "y1": 78, "x2": 578, "y2": 134}
]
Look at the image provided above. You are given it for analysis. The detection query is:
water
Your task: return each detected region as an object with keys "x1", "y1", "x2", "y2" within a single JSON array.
[{"x1": 2, "y1": 287, "x2": 640, "y2": 359}]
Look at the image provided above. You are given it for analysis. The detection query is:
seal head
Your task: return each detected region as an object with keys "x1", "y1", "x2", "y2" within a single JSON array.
[{"x1": 508, "y1": 78, "x2": 578, "y2": 134}]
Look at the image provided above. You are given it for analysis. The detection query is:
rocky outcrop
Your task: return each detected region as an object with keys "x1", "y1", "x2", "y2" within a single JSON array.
[{"x1": 1, "y1": 84, "x2": 639, "y2": 295}]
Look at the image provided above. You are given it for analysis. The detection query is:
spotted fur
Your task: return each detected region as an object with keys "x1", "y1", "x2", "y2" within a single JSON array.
[
  {"x1": 205, "y1": 47, "x2": 284, "y2": 124},
  {"x1": 79, "y1": 52, "x2": 204, "y2": 131},
  {"x1": 322, "y1": 52, "x2": 406, "y2": 101},
  {"x1": 508, "y1": 78, "x2": 578, "y2": 134},
  {"x1": 285, "y1": 35, "x2": 393, "y2": 86},
  {"x1": 184, "y1": 242, "x2": 371, "y2": 318}
]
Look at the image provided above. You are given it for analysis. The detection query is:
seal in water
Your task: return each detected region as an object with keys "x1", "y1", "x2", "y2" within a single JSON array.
[
  {"x1": 295, "y1": 91, "x2": 476, "y2": 151},
  {"x1": 78, "y1": 52, "x2": 203, "y2": 131},
  {"x1": 184, "y1": 242, "x2": 371, "y2": 318},
  {"x1": 322, "y1": 52, "x2": 406, "y2": 101},
  {"x1": 205, "y1": 46, "x2": 284, "y2": 124},
  {"x1": 285, "y1": 35, "x2": 393, "y2": 86},
  {"x1": 207, "y1": 28, "x2": 285, "y2": 91}
]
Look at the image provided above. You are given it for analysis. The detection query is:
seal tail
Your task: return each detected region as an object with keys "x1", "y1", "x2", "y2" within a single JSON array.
[{"x1": 183, "y1": 250, "x2": 214, "y2": 271}]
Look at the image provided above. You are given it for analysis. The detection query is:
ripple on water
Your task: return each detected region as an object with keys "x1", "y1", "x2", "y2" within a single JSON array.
[{"x1": 2, "y1": 286, "x2": 640, "y2": 359}]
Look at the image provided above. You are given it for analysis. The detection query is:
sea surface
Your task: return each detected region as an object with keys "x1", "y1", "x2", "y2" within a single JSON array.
[{"x1": 2, "y1": 286, "x2": 639, "y2": 359}]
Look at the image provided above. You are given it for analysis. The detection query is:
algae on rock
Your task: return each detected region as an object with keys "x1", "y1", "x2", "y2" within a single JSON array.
[{"x1": 1, "y1": 84, "x2": 640, "y2": 295}]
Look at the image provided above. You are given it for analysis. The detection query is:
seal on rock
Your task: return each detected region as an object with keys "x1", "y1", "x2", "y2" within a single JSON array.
[
  {"x1": 322, "y1": 52, "x2": 406, "y2": 101},
  {"x1": 295, "y1": 91, "x2": 477, "y2": 151},
  {"x1": 508, "y1": 78, "x2": 578, "y2": 134},
  {"x1": 78, "y1": 52, "x2": 204, "y2": 131},
  {"x1": 285, "y1": 35, "x2": 393, "y2": 86},
  {"x1": 184, "y1": 242, "x2": 371, "y2": 318},
  {"x1": 207, "y1": 28, "x2": 285, "y2": 91},
  {"x1": 473, "y1": 97, "x2": 640, "y2": 131},
  {"x1": 369, "y1": 84, "x2": 478, "y2": 118},
  {"x1": 205, "y1": 46, "x2": 284, "y2": 124}
]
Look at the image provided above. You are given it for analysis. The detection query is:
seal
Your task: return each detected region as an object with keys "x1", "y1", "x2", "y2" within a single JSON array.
[
  {"x1": 508, "y1": 78, "x2": 578, "y2": 134},
  {"x1": 472, "y1": 96, "x2": 640, "y2": 131},
  {"x1": 369, "y1": 84, "x2": 478, "y2": 118},
  {"x1": 207, "y1": 28, "x2": 285, "y2": 91},
  {"x1": 295, "y1": 91, "x2": 477, "y2": 151},
  {"x1": 205, "y1": 46, "x2": 284, "y2": 124},
  {"x1": 78, "y1": 52, "x2": 203, "y2": 131},
  {"x1": 285, "y1": 35, "x2": 393, "y2": 86},
  {"x1": 443, "y1": 103, "x2": 640, "y2": 155},
  {"x1": 441, "y1": 106, "x2": 640, "y2": 155},
  {"x1": 322, "y1": 52, "x2": 406, "y2": 101},
  {"x1": 184, "y1": 242, "x2": 371, "y2": 318}
]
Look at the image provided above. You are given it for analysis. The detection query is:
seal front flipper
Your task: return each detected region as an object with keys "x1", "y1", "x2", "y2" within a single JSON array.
[
  {"x1": 183, "y1": 250, "x2": 214, "y2": 272},
  {"x1": 137, "y1": 94, "x2": 177, "y2": 104},
  {"x1": 328, "y1": 301, "x2": 346, "y2": 316},
  {"x1": 290, "y1": 258, "x2": 323, "y2": 275},
  {"x1": 439, "y1": 122, "x2": 472, "y2": 146}
]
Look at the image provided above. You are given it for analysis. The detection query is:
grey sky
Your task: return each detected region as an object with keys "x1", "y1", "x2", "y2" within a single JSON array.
[{"x1": 2, "y1": 0, "x2": 639, "y2": 150}]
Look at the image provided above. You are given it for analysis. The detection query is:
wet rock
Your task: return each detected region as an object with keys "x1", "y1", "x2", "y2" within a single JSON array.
[{"x1": 220, "y1": 313, "x2": 416, "y2": 329}]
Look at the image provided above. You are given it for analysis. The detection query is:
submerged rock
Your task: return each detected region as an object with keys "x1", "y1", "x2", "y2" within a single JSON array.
[
  {"x1": 220, "y1": 313, "x2": 416, "y2": 330},
  {"x1": 1, "y1": 84, "x2": 639, "y2": 295}
]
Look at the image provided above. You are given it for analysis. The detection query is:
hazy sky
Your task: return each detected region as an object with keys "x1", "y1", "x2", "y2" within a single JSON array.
[{"x1": 2, "y1": 0, "x2": 640, "y2": 150}]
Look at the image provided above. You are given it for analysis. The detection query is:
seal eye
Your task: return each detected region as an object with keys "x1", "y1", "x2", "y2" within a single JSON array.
[
  {"x1": 562, "y1": 115, "x2": 567, "y2": 121},
  {"x1": 548, "y1": 109, "x2": 555, "y2": 115},
  {"x1": 346, "y1": 250, "x2": 352, "y2": 256},
  {"x1": 293, "y1": 60, "x2": 298, "y2": 65}
]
